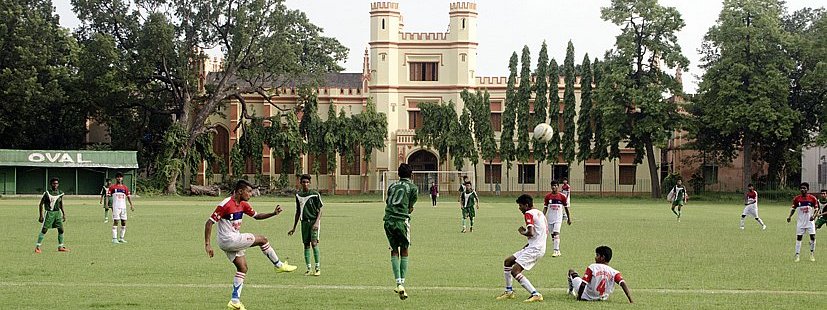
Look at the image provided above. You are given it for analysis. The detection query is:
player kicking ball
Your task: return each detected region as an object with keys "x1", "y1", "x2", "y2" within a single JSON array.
[
  {"x1": 496, "y1": 194, "x2": 547, "y2": 303},
  {"x1": 204, "y1": 180, "x2": 297, "y2": 310},
  {"x1": 787, "y1": 182, "x2": 818, "y2": 262},
  {"x1": 740, "y1": 183, "x2": 766, "y2": 230},
  {"x1": 567, "y1": 246, "x2": 633, "y2": 303}
]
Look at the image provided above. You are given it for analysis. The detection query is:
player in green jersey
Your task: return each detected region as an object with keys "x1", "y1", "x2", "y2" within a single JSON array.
[
  {"x1": 35, "y1": 177, "x2": 68, "y2": 253},
  {"x1": 288, "y1": 174, "x2": 324, "y2": 276},
  {"x1": 384, "y1": 163, "x2": 418, "y2": 300},
  {"x1": 667, "y1": 179, "x2": 688, "y2": 222},
  {"x1": 459, "y1": 181, "x2": 479, "y2": 233},
  {"x1": 815, "y1": 190, "x2": 827, "y2": 230},
  {"x1": 99, "y1": 179, "x2": 112, "y2": 222}
]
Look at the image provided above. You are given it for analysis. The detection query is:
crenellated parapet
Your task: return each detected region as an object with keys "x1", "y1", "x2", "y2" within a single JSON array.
[
  {"x1": 370, "y1": 2, "x2": 399, "y2": 11},
  {"x1": 449, "y1": 2, "x2": 477, "y2": 14},
  {"x1": 400, "y1": 32, "x2": 448, "y2": 41}
]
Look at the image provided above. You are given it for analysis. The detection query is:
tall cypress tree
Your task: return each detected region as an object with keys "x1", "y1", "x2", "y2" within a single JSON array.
[
  {"x1": 562, "y1": 41, "x2": 577, "y2": 172},
  {"x1": 591, "y1": 57, "x2": 609, "y2": 161},
  {"x1": 576, "y1": 54, "x2": 593, "y2": 162},
  {"x1": 500, "y1": 52, "x2": 519, "y2": 192},
  {"x1": 533, "y1": 42, "x2": 550, "y2": 186},
  {"x1": 516, "y1": 46, "x2": 533, "y2": 191},
  {"x1": 546, "y1": 59, "x2": 561, "y2": 165},
  {"x1": 462, "y1": 89, "x2": 498, "y2": 189}
]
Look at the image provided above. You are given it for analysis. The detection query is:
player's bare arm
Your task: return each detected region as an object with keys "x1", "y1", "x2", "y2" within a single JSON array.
[
  {"x1": 620, "y1": 281, "x2": 633, "y2": 303},
  {"x1": 127, "y1": 195, "x2": 135, "y2": 211},
  {"x1": 787, "y1": 207, "x2": 796, "y2": 222},
  {"x1": 565, "y1": 206, "x2": 572, "y2": 225},
  {"x1": 60, "y1": 201, "x2": 66, "y2": 222},
  {"x1": 204, "y1": 220, "x2": 214, "y2": 258},
  {"x1": 38, "y1": 196, "x2": 44, "y2": 223},
  {"x1": 254, "y1": 205, "x2": 283, "y2": 220},
  {"x1": 313, "y1": 208, "x2": 322, "y2": 231},
  {"x1": 288, "y1": 199, "x2": 300, "y2": 236}
]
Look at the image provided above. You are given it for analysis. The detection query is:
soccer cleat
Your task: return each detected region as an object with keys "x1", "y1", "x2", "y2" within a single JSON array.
[
  {"x1": 469, "y1": 226, "x2": 473, "y2": 232},
  {"x1": 314, "y1": 269, "x2": 321, "y2": 276},
  {"x1": 227, "y1": 301, "x2": 246, "y2": 310},
  {"x1": 461, "y1": 227, "x2": 466, "y2": 233},
  {"x1": 275, "y1": 262, "x2": 298, "y2": 273},
  {"x1": 794, "y1": 254, "x2": 800, "y2": 262},
  {"x1": 34, "y1": 247, "x2": 41, "y2": 254},
  {"x1": 57, "y1": 247, "x2": 70, "y2": 252},
  {"x1": 551, "y1": 250, "x2": 561, "y2": 257},
  {"x1": 394, "y1": 284, "x2": 408, "y2": 300},
  {"x1": 304, "y1": 270, "x2": 312, "y2": 276},
  {"x1": 495, "y1": 291, "x2": 515, "y2": 300},
  {"x1": 118, "y1": 239, "x2": 127, "y2": 244},
  {"x1": 762, "y1": 225, "x2": 767, "y2": 230},
  {"x1": 739, "y1": 226, "x2": 744, "y2": 230},
  {"x1": 810, "y1": 253, "x2": 816, "y2": 262},
  {"x1": 112, "y1": 238, "x2": 119, "y2": 244},
  {"x1": 523, "y1": 294, "x2": 543, "y2": 303}
]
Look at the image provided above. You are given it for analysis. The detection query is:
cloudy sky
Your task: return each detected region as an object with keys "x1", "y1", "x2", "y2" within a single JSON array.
[{"x1": 52, "y1": 0, "x2": 824, "y2": 93}]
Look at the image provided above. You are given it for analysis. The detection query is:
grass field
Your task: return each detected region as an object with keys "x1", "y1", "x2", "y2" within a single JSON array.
[{"x1": 0, "y1": 193, "x2": 825, "y2": 309}]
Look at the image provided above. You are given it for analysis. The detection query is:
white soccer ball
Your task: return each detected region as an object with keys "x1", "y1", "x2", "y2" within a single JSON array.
[{"x1": 533, "y1": 123, "x2": 554, "y2": 142}]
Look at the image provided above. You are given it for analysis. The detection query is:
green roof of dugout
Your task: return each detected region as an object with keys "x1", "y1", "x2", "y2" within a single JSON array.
[{"x1": 0, "y1": 150, "x2": 138, "y2": 169}]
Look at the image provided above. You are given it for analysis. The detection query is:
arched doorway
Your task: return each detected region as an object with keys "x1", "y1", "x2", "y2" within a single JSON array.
[
  {"x1": 407, "y1": 149, "x2": 438, "y2": 193},
  {"x1": 212, "y1": 125, "x2": 230, "y2": 175}
]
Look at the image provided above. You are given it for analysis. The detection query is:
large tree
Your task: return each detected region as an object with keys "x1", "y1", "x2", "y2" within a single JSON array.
[
  {"x1": 462, "y1": 89, "x2": 498, "y2": 190},
  {"x1": 576, "y1": 54, "x2": 594, "y2": 162},
  {"x1": 591, "y1": 58, "x2": 609, "y2": 161},
  {"x1": 516, "y1": 46, "x2": 533, "y2": 191},
  {"x1": 696, "y1": 0, "x2": 796, "y2": 188},
  {"x1": 0, "y1": 0, "x2": 87, "y2": 149},
  {"x1": 72, "y1": 0, "x2": 348, "y2": 193},
  {"x1": 561, "y1": 41, "x2": 578, "y2": 171},
  {"x1": 546, "y1": 59, "x2": 562, "y2": 169},
  {"x1": 500, "y1": 52, "x2": 519, "y2": 192},
  {"x1": 597, "y1": 0, "x2": 689, "y2": 197},
  {"x1": 353, "y1": 98, "x2": 388, "y2": 192}
]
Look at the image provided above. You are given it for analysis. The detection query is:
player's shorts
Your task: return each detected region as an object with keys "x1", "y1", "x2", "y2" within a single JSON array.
[
  {"x1": 513, "y1": 246, "x2": 545, "y2": 270},
  {"x1": 112, "y1": 207, "x2": 127, "y2": 220},
  {"x1": 218, "y1": 233, "x2": 256, "y2": 262},
  {"x1": 741, "y1": 204, "x2": 759, "y2": 218},
  {"x1": 672, "y1": 200, "x2": 685, "y2": 207},
  {"x1": 797, "y1": 222, "x2": 816, "y2": 235},
  {"x1": 816, "y1": 217, "x2": 827, "y2": 230},
  {"x1": 569, "y1": 277, "x2": 605, "y2": 300},
  {"x1": 384, "y1": 219, "x2": 410, "y2": 249},
  {"x1": 42, "y1": 211, "x2": 63, "y2": 230},
  {"x1": 462, "y1": 206, "x2": 476, "y2": 218},
  {"x1": 548, "y1": 221, "x2": 562, "y2": 234},
  {"x1": 300, "y1": 220, "x2": 320, "y2": 244}
]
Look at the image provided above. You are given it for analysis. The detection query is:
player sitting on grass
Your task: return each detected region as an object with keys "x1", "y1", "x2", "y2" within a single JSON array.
[
  {"x1": 35, "y1": 177, "x2": 69, "y2": 253},
  {"x1": 740, "y1": 183, "x2": 766, "y2": 230},
  {"x1": 204, "y1": 180, "x2": 297, "y2": 310},
  {"x1": 816, "y1": 190, "x2": 827, "y2": 230},
  {"x1": 496, "y1": 194, "x2": 547, "y2": 303},
  {"x1": 288, "y1": 174, "x2": 324, "y2": 276},
  {"x1": 788, "y1": 182, "x2": 818, "y2": 262},
  {"x1": 459, "y1": 181, "x2": 479, "y2": 233},
  {"x1": 567, "y1": 246, "x2": 633, "y2": 303}
]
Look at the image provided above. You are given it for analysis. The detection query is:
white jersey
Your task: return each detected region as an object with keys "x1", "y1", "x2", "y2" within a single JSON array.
[
  {"x1": 579, "y1": 263, "x2": 624, "y2": 301},
  {"x1": 208, "y1": 197, "x2": 257, "y2": 243},
  {"x1": 524, "y1": 209, "x2": 548, "y2": 251}
]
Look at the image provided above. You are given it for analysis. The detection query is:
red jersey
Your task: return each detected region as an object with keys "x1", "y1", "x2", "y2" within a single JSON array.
[
  {"x1": 209, "y1": 197, "x2": 257, "y2": 241},
  {"x1": 792, "y1": 194, "x2": 819, "y2": 225},
  {"x1": 745, "y1": 190, "x2": 757, "y2": 205},
  {"x1": 543, "y1": 192, "x2": 568, "y2": 223},
  {"x1": 107, "y1": 184, "x2": 131, "y2": 209}
]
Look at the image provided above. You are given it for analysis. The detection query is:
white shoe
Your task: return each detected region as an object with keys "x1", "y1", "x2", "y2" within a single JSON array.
[
  {"x1": 762, "y1": 225, "x2": 767, "y2": 230},
  {"x1": 739, "y1": 226, "x2": 744, "y2": 230}
]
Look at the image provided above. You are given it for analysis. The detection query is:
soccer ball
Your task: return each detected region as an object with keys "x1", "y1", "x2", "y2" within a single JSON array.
[{"x1": 533, "y1": 123, "x2": 554, "y2": 142}]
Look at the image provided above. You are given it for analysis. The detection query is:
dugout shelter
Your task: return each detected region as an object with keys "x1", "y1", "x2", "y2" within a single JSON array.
[{"x1": 0, "y1": 150, "x2": 138, "y2": 195}]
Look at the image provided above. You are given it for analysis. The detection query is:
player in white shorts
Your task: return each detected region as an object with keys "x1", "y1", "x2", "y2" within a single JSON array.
[
  {"x1": 107, "y1": 172, "x2": 134, "y2": 244},
  {"x1": 496, "y1": 194, "x2": 547, "y2": 303},
  {"x1": 204, "y1": 180, "x2": 297, "y2": 310},
  {"x1": 740, "y1": 183, "x2": 766, "y2": 230},
  {"x1": 561, "y1": 178, "x2": 571, "y2": 221},
  {"x1": 567, "y1": 245, "x2": 633, "y2": 303},
  {"x1": 787, "y1": 182, "x2": 818, "y2": 262},
  {"x1": 543, "y1": 180, "x2": 572, "y2": 257}
]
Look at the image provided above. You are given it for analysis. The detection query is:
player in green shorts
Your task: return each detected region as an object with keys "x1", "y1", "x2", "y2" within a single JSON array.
[
  {"x1": 815, "y1": 190, "x2": 827, "y2": 230},
  {"x1": 99, "y1": 179, "x2": 112, "y2": 222},
  {"x1": 667, "y1": 179, "x2": 688, "y2": 222},
  {"x1": 384, "y1": 163, "x2": 418, "y2": 300},
  {"x1": 288, "y1": 174, "x2": 324, "y2": 276},
  {"x1": 459, "y1": 181, "x2": 479, "y2": 233},
  {"x1": 35, "y1": 177, "x2": 69, "y2": 253}
]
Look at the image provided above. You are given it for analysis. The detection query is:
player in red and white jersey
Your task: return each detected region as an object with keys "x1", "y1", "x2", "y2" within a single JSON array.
[
  {"x1": 787, "y1": 182, "x2": 818, "y2": 262},
  {"x1": 561, "y1": 178, "x2": 571, "y2": 221},
  {"x1": 204, "y1": 180, "x2": 297, "y2": 310},
  {"x1": 567, "y1": 246, "x2": 633, "y2": 303},
  {"x1": 543, "y1": 180, "x2": 571, "y2": 257},
  {"x1": 740, "y1": 183, "x2": 766, "y2": 230},
  {"x1": 107, "y1": 172, "x2": 134, "y2": 244},
  {"x1": 495, "y1": 194, "x2": 548, "y2": 303}
]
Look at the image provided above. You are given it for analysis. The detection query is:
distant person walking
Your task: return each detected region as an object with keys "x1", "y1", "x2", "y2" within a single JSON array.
[{"x1": 430, "y1": 182, "x2": 439, "y2": 207}]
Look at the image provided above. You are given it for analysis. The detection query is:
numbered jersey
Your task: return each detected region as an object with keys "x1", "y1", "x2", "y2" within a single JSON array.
[
  {"x1": 580, "y1": 263, "x2": 624, "y2": 301},
  {"x1": 543, "y1": 192, "x2": 568, "y2": 223},
  {"x1": 107, "y1": 184, "x2": 131, "y2": 209},
  {"x1": 384, "y1": 178, "x2": 418, "y2": 221},
  {"x1": 209, "y1": 197, "x2": 257, "y2": 241},
  {"x1": 792, "y1": 194, "x2": 819, "y2": 225}
]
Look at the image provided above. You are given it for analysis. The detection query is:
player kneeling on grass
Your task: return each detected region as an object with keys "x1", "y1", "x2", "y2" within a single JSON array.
[
  {"x1": 740, "y1": 183, "x2": 766, "y2": 230},
  {"x1": 496, "y1": 194, "x2": 547, "y2": 303},
  {"x1": 204, "y1": 180, "x2": 297, "y2": 310},
  {"x1": 787, "y1": 182, "x2": 818, "y2": 262},
  {"x1": 288, "y1": 174, "x2": 324, "y2": 276},
  {"x1": 567, "y1": 246, "x2": 633, "y2": 303}
]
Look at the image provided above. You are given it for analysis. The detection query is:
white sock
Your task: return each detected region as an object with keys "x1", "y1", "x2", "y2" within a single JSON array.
[
  {"x1": 796, "y1": 240, "x2": 802, "y2": 254},
  {"x1": 756, "y1": 218, "x2": 765, "y2": 226},
  {"x1": 739, "y1": 218, "x2": 745, "y2": 227},
  {"x1": 119, "y1": 226, "x2": 126, "y2": 239},
  {"x1": 811, "y1": 239, "x2": 816, "y2": 252},
  {"x1": 553, "y1": 235, "x2": 560, "y2": 251},
  {"x1": 504, "y1": 266, "x2": 513, "y2": 291},
  {"x1": 261, "y1": 242, "x2": 282, "y2": 267},
  {"x1": 231, "y1": 271, "x2": 245, "y2": 303},
  {"x1": 112, "y1": 226, "x2": 118, "y2": 239},
  {"x1": 515, "y1": 273, "x2": 538, "y2": 295}
]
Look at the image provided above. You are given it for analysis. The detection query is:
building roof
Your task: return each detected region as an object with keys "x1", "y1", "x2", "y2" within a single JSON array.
[
  {"x1": 0, "y1": 150, "x2": 139, "y2": 169},
  {"x1": 206, "y1": 72, "x2": 363, "y2": 90}
]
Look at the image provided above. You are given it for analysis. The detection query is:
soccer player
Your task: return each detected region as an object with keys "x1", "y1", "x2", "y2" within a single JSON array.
[
  {"x1": 107, "y1": 172, "x2": 134, "y2": 243},
  {"x1": 543, "y1": 180, "x2": 571, "y2": 257},
  {"x1": 816, "y1": 190, "x2": 827, "y2": 230},
  {"x1": 668, "y1": 179, "x2": 688, "y2": 222},
  {"x1": 567, "y1": 246, "x2": 633, "y2": 303},
  {"x1": 384, "y1": 163, "x2": 418, "y2": 300},
  {"x1": 288, "y1": 174, "x2": 324, "y2": 276},
  {"x1": 495, "y1": 194, "x2": 547, "y2": 303},
  {"x1": 204, "y1": 180, "x2": 298, "y2": 310},
  {"x1": 99, "y1": 179, "x2": 112, "y2": 223},
  {"x1": 459, "y1": 181, "x2": 479, "y2": 233},
  {"x1": 35, "y1": 177, "x2": 69, "y2": 253},
  {"x1": 429, "y1": 182, "x2": 438, "y2": 207},
  {"x1": 561, "y1": 178, "x2": 571, "y2": 221},
  {"x1": 787, "y1": 182, "x2": 818, "y2": 262},
  {"x1": 740, "y1": 183, "x2": 766, "y2": 230}
]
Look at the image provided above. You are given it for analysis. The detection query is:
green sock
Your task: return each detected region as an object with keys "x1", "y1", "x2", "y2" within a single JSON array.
[
  {"x1": 400, "y1": 256, "x2": 409, "y2": 280},
  {"x1": 312, "y1": 246, "x2": 320, "y2": 269},
  {"x1": 304, "y1": 248, "x2": 312, "y2": 269},
  {"x1": 36, "y1": 232, "x2": 45, "y2": 246},
  {"x1": 470, "y1": 217, "x2": 474, "y2": 227},
  {"x1": 462, "y1": 218, "x2": 466, "y2": 227},
  {"x1": 58, "y1": 233, "x2": 64, "y2": 246},
  {"x1": 391, "y1": 256, "x2": 401, "y2": 282}
]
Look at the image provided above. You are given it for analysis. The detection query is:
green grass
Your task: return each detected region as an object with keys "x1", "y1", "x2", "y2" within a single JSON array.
[{"x1": 0, "y1": 194, "x2": 824, "y2": 309}]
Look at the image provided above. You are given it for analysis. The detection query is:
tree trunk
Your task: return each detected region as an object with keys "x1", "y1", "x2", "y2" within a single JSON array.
[
  {"x1": 520, "y1": 161, "x2": 525, "y2": 193},
  {"x1": 506, "y1": 163, "x2": 511, "y2": 192},
  {"x1": 743, "y1": 137, "x2": 752, "y2": 190},
  {"x1": 645, "y1": 139, "x2": 661, "y2": 198},
  {"x1": 487, "y1": 160, "x2": 493, "y2": 192}
]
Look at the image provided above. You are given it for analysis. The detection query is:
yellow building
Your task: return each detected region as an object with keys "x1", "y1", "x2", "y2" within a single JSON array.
[{"x1": 201, "y1": 2, "x2": 656, "y2": 195}]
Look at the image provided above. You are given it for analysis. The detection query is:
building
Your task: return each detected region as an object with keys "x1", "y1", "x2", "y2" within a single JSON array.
[{"x1": 199, "y1": 2, "x2": 657, "y2": 194}]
